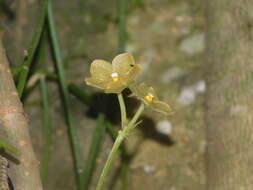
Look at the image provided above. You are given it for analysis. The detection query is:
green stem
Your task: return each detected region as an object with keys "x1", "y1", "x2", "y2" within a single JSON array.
[
  {"x1": 37, "y1": 30, "x2": 52, "y2": 184},
  {"x1": 47, "y1": 1, "x2": 82, "y2": 187},
  {"x1": 68, "y1": 83, "x2": 91, "y2": 105},
  {"x1": 95, "y1": 132, "x2": 124, "y2": 190},
  {"x1": 17, "y1": 0, "x2": 48, "y2": 97},
  {"x1": 117, "y1": 0, "x2": 127, "y2": 53},
  {"x1": 39, "y1": 76, "x2": 52, "y2": 184},
  {"x1": 117, "y1": 93, "x2": 127, "y2": 128},
  {"x1": 95, "y1": 103, "x2": 145, "y2": 190}
]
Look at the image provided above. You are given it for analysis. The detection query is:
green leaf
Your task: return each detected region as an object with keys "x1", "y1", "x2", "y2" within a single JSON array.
[{"x1": 0, "y1": 139, "x2": 20, "y2": 156}]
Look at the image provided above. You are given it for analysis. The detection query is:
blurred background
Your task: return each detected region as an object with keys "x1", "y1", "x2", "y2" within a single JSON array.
[{"x1": 1, "y1": 0, "x2": 206, "y2": 189}]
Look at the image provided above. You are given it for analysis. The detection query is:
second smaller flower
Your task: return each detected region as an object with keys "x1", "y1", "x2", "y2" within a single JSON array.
[{"x1": 129, "y1": 83, "x2": 173, "y2": 115}]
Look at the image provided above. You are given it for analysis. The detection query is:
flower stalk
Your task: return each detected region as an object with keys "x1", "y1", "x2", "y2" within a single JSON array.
[
  {"x1": 95, "y1": 103, "x2": 145, "y2": 190},
  {"x1": 117, "y1": 93, "x2": 127, "y2": 128}
]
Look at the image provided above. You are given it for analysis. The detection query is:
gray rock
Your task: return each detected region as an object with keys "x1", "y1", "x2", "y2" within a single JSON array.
[
  {"x1": 179, "y1": 33, "x2": 205, "y2": 55},
  {"x1": 160, "y1": 67, "x2": 186, "y2": 83}
]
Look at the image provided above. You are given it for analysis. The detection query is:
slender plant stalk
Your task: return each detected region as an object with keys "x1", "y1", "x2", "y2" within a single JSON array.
[
  {"x1": 47, "y1": 1, "x2": 82, "y2": 187},
  {"x1": 96, "y1": 133, "x2": 124, "y2": 190},
  {"x1": 36, "y1": 30, "x2": 52, "y2": 184},
  {"x1": 80, "y1": 114, "x2": 106, "y2": 190},
  {"x1": 117, "y1": 0, "x2": 127, "y2": 53},
  {"x1": 68, "y1": 83, "x2": 91, "y2": 105},
  {"x1": 117, "y1": 94, "x2": 129, "y2": 189},
  {"x1": 39, "y1": 76, "x2": 52, "y2": 184},
  {"x1": 104, "y1": 122, "x2": 117, "y2": 139},
  {"x1": 96, "y1": 103, "x2": 145, "y2": 190},
  {"x1": 104, "y1": 122, "x2": 129, "y2": 159},
  {"x1": 17, "y1": 0, "x2": 48, "y2": 97},
  {"x1": 117, "y1": 93, "x2": 127, "y2": 128},
  {"x1": 105, "y1": 119, "x2": 131, "y2": 190}
]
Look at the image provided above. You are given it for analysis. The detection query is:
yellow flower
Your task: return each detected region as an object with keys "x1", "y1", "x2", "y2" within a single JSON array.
[
  {"x1": 129, "y1": 83, "x2": 173, "y2": 115},
  {"x1": 85, "y1": 53, "x2": 141, "y2": 93}
]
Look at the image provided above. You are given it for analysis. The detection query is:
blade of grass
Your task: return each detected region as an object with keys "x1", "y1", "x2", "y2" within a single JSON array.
[
  {"x1": 104, "y1": 121, "x2": 117, "y2": 140},
  {"x1": 39, "y1": 76, "x2": 52, "y2": 184},
  {"x1": 117, "y1": 0, "x2": 127, "y2": 53},
  {"x1": 17, "y1": 0, "x2": 48, "y2": 97},
  {"x1": 37, "y1": 30, "x2": 52, "y2": 185},
  {"x1": 68, "y1": 83, "x2": 91, "y2": 105},
  {"x1": 47, "y1": 1, "x2": 82, "y2": 187},
  {"x1": 80, "y1": 114, "x2": 106, "y2": 190}
]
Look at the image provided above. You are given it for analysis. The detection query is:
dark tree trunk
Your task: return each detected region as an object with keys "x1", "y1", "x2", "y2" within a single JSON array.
[
  {"x1": 205, "y1": 0, "x2": 253, "y2": 189},
  {"x1": 0, "y1": 37, "x2": 43, "y2": 190}
]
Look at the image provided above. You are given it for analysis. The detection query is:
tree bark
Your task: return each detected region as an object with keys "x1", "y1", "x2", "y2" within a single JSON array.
[
  {"x1": 205, "y1": 0, "x2": 253, "y2": 189},
  {"x1": 0, "y1": 37, "x2": 43, "y2": 190}
]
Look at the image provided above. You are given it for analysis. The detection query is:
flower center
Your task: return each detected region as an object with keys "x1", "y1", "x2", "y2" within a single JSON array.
[
  {"x1": 111, "y1": 72, "x2": 119, "y2": 82},
  {"x1": 144, "y1": 93, "x2": 154, "y2": 103}
]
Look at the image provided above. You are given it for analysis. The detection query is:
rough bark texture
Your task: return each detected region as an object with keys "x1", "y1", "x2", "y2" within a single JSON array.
[
  {"x1": 205, "y1": 0, "x2": 253, "y2": 189},
  {"x1": 0, "y1": 38, "x2": 43, "y2": 190},
  {"x1": 0, "y1": 155, "x2": 9, "y2": 190}
]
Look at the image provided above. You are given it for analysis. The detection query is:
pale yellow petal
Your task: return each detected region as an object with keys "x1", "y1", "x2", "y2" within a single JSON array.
[
  {"x1": 104, "y1": 81, "x2": 126, "y2": 93},
  {"x1": 90, "y1": 59, "x2": 113, "y2": 80},
  {"x1": 132, "y1": 82, "x2": 146, "y2": 97},
  {"x1": 139, "y1": 83, "x2": 157, "y2": 99},
  {"x1": 130, "y1": 83, "x2": 157, "y2": 99},
  {"x1": 125, "y1": 64, "x2": 141, "y2": 82},
  {"x1": 139, "y1": 83, "x2": 150, "y2": 95},
  {"x1": 105, "y1": 87, "x2": 125, "y2": 94},
  {"x1": 148, "y1": 87, "x2": 158, "y2": 99},
  {"x1": 151, "y1": 101, "x2": 173, "y2": 115},
  {"x1": 112, "y1": 53, "x2": 135, "y2": 75},
  {"x1": 85, "y1": 77, "x2": 107, "y2": 90}
]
